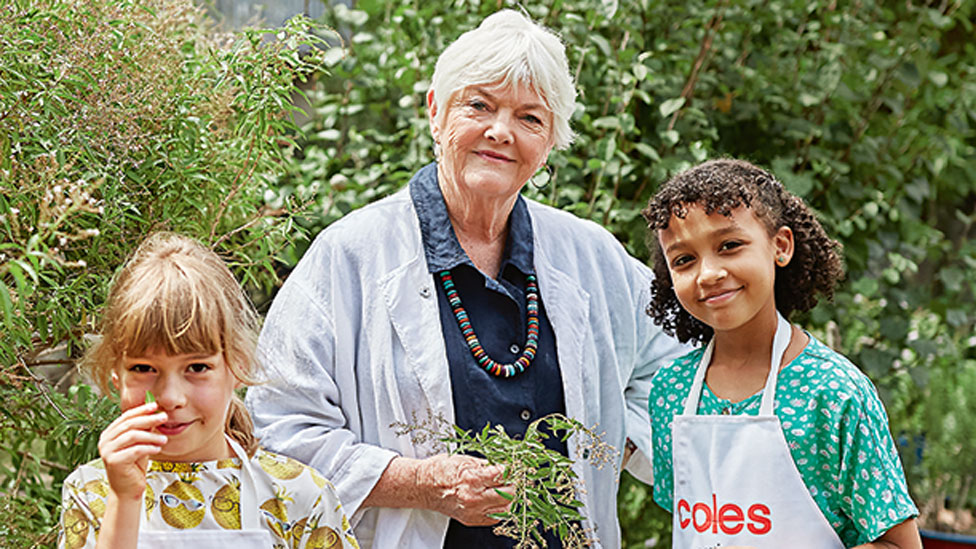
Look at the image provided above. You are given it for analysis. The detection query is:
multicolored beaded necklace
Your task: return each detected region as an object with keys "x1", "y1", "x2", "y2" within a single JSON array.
[{"x1": 439, "y1": 270, "x2": 540, "y2": 378}]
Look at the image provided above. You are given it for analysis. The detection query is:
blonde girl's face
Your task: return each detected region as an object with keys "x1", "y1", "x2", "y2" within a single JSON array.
[
  {"x1": 657, "y1": 203, "x2": 793, "y2": 338},
  {"x1": 114, "y1": 349, "x2": 238, "y2": 462}
]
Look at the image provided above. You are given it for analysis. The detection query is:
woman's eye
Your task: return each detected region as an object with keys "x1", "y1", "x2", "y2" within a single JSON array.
[
  {"x1": 188, "y1": 363, "x2": 211, "y2": 374},
  {"x1": 719, "y1": 240, "x2": 743, "y2": 252},
  {"x1": 130, "y1": 363, "x2": 154, "y2": 373},
  {"x1": 469, "y1": 99, "x2": 488, "y2": 111},
  {"x1": 523, "y1": 114, "x2": 542, "y2": 124},
  {"x1": 671, "y1": 255, "x2": 692, "y2": 267}
]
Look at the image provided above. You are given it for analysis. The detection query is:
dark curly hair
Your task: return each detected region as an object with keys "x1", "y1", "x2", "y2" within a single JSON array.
[{"x1": 640, "y1": 158, "x2": 844, "y2": 345}]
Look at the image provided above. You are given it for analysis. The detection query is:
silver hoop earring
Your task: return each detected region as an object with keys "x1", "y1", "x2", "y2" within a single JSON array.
[{"x1": 530, "y1": 164, "x2": 553, "y2": 190}]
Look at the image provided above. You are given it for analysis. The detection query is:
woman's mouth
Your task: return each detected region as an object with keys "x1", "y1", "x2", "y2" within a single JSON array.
[{"x1": 476, "y1": 150, "x2": 513, "y2": 162}]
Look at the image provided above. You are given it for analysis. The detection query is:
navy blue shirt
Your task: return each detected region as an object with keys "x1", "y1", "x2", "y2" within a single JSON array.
[{"x1": 410, "y1": 163, "x2": 566, "y2": 549}]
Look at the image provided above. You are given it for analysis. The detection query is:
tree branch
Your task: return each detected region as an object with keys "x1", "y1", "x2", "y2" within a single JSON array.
[{"x1": 668, "y1": 0, "x2": 728, "y2": 131}]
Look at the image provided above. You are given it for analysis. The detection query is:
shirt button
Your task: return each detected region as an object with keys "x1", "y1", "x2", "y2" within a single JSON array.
[
  {"x1": 419, "y1": 286, "x2": 431, "y2": 298},
  {"x1": 509, "y1": 344, "x2": 520, "y2": 354},
  {"x1": 520, "y1": 409, "x2": 532, "y2": 421}
]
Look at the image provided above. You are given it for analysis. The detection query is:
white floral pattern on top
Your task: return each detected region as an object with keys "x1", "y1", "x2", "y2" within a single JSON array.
[{"x1": 649, "y1": 335, "x2": 918, "y2": 547}]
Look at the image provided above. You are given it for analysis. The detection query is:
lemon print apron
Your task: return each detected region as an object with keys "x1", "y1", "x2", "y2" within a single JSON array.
[
  {"x1": 671, "y1": 313, "x2": 844, "y2": 549},
  {"x1": 137, "y1": 436, "x2": 273, "y2": 548}
]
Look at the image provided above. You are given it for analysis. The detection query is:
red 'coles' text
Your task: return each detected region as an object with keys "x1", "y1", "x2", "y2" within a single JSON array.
[{"x1": 677, "y1": 494, "x2": 772, "y2": 535}]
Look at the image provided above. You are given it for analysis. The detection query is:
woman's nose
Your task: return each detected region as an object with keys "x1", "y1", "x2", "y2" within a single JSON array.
[{"x1": 484, "y1": 114, "x2": 514, "y2": 143}]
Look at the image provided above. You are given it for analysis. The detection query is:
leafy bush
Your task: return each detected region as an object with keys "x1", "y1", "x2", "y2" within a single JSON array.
[
  {"x1": 273, "y1": 0, "x2": 974, "y2": 542},
  {"x1": 0, "y1": 0, "x2": 327, "y2": 545}
]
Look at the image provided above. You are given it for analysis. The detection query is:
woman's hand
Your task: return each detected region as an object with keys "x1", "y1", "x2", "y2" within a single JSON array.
[
  {"x1": 416, "y1": 454, "x2": 511, "y2": 526},
  {"x1": 363, "y1": 454, "x2": 512, "y2": 525},
  {"x1": 98, "y1": 402, "x2": 168, "y2": 501}
]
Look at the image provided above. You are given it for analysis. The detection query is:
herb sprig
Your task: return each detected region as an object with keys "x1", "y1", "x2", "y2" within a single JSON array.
[{"x1": 392, "y1": 412, "x2": 617, "y2": 548}]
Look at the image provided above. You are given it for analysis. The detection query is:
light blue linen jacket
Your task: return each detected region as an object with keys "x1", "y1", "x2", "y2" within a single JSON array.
[{"x1": 246, "y1": 175, "x2": 686, "y2": 548}]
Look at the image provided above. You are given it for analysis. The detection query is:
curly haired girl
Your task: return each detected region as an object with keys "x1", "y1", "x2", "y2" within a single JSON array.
[{"x1": 642, "y1": 159, "x2": 920, "y2": 548}]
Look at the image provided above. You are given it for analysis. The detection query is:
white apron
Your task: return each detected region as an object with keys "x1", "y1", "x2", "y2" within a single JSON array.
[
  {"x1": 137, "y1": 436, "x2": 273, "y2": 548},
  {"x1": 671, "y1": 313, "x2": 844, "y2": 549}
]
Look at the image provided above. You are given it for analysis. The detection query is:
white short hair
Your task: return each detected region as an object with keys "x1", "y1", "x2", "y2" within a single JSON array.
[{"x1": 430, "y1": 9, "x2": 577, "y2": 150}]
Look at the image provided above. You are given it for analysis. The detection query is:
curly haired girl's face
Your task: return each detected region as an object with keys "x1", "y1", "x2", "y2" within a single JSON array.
[{"x1": 658, "y1": 203, "x2": 793, "y2": 338}]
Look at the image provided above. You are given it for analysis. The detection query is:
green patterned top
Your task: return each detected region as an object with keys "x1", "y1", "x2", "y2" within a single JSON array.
[{"x1": 649, "y1": 335, "x2": 917, "y2": 546}]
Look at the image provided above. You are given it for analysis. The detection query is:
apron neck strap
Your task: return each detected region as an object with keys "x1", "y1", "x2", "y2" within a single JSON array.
[
  {"x1": 138, "y1": 435, "x2": 261, "y2": 530},
  {"x1": 683, "y1": 312, "x2": 792, "y2": 417},
  {"x1": 225, "y1": 435, "x2": 261, "y2": 529},
  {"x1": 759, "y1": 313, "x2": 791, "y2": 415}
]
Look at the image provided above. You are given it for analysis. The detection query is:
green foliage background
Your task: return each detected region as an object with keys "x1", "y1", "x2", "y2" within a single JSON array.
[
  {"x1": 1, "y1": 0, "x2": 974, "y2": 546},
  {"x1": 278, "y1": 0, "x2": 975, "y2": 542},
  {"x1": 0, "y1": 0, "x2": 328, "y2": 545}
]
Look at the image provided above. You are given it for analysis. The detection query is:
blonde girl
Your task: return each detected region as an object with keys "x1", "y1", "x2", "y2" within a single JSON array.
[{"x1": 58, "y1": 233, "x2": 358, "y2": 549}]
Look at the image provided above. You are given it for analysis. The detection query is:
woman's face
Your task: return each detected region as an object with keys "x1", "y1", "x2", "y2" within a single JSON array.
[{"x1": 429, "y1": 81, "x2": 555, "y2": 202}]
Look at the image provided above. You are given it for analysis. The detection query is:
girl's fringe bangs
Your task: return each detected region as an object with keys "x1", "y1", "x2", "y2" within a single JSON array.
[{"x1": 110, "y1": 272, "x2": 226, "y2": 359}]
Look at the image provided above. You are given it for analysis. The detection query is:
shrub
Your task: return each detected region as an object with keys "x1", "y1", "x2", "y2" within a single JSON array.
[{"x1": 0, "y1": 0, "x2": 327, "y2": 544}]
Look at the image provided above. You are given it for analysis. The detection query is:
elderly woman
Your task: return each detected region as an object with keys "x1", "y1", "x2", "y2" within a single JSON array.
[{"x1": 246, "y1": 10, "x2": 684, "y2": 548}]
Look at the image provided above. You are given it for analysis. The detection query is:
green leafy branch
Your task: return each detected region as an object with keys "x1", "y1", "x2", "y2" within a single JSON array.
[{"x1": 392, "y1": 412, "x2": 618, "y2": 548}]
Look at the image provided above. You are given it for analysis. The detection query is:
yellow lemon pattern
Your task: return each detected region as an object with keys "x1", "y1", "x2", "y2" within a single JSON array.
[
  {"x1": 258, "y1": 452, "x2": 304, "y2": 480},
  {"x1": 144, "y1": 482, "x2": 155, "y2": 521},
  {"x1": 58, "y1": 451, "x2": 358, "y2": 548},
  {"x1": 306, "y1": 524, "x2": 342, "y2": 549},
  {"x1": 160, "y1": 474, "x2": 207, "y2": 529},
  {"x1": 210, "y1": 476, "x2": 241, "y2": 530},
  {"x1": 290, "y1": 516, "x2": 309, "y2": 549},
  {"x1": 260, "y1": 484, "x2": 294, "y2": 539},
  {"x1": 60, "y1": 506, "x2": 90, "y2": 549},
  {"x1": 309, "y1": 469, "x2": 328, "y2": 489},
  {"x1": 80, "y1": 479, "x2": 109, "y2": 521}
]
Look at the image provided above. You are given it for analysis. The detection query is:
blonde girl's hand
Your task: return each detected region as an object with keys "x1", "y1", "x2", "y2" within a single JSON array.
[{"x1": 97, "y1": 402, "x2": 169, "y2": 501}]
